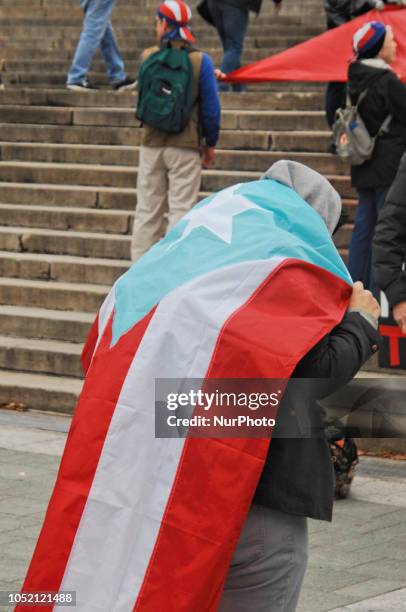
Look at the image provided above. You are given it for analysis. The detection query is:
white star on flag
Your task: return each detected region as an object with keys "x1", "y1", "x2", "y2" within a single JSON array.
[{"x1": 169, "y1": 184, "x2": 260, "y2": 249}]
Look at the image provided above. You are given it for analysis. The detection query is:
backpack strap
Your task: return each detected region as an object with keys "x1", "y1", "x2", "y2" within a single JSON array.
[
  {"x1": 377, "y1": 113, "x2": 392, "y2": 136},
  {"x1": 352, "y1": 87, "x2": 392, "y2": 136},
  {"x1": 344, "y1": 86, "x2": 367, "y2": 109},
  {"x1": 355, "y1": 88, "x2": 368, "y2": 108}
]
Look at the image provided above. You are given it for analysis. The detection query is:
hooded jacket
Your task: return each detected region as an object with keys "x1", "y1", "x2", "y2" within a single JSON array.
[
  {"x1": 373, "y1": 152, "x2": 406, "y2": 307},
  {"x1": 254, "y1": 161, "x2": 379, "y2": 521},
  {"x1": 348, "y1": 60, "x2": 406, "y2": 189}
]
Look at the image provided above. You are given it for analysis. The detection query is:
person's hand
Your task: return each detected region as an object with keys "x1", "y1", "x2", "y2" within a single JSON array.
[
  {"x1": 201, "y1": 146, "x2": 215, "y2": 168},
  {"x1": 393, "y1": 301, "x2": 406, "y2": 334},
  {"x1": 348, "y1": 281, "x2": 381, "y2": 319},
  {"x1": 215, "y1": 68, "x2": 226, "y2": 81}
]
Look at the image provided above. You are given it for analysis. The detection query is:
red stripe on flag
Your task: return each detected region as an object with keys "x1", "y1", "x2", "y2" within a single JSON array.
[
  {"x1": 17, "y1": 307, "x2": 157, "y2": 612},
  {"x1": 134, "y1": 260, "x2": 350, "y2": 611}
]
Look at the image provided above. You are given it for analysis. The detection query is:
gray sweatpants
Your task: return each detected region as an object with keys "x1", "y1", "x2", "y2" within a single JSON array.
[{"x1": 218, "y1": 504, "x2": 308, "y2": 612}]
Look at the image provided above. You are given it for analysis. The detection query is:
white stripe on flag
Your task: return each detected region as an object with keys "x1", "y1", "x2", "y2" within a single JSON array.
[
  {"x1": 57, "y1": 257, "x2": 283, "y2": 612},
  {"x1": 98, "y1": 286, "x2": 115, "y2": 338}
]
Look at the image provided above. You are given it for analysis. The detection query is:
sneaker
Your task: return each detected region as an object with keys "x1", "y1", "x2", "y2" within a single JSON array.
[
  {"x1": 113, "y1": 77, "x2": 136, "y2": 92},
  {"x1": 66, "y1": 79, "x2": 98, "y2": 92}
]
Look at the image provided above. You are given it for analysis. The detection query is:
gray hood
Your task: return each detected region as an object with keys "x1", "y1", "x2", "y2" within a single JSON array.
[{"x1": 261, "y1": 160, "x2": 341, "y2": 235}]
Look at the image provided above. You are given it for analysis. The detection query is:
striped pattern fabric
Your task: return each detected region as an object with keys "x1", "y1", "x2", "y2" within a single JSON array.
[
  {"x1": 18, "y1": 179, "x2": 352, "y2": 611},
  {"x1": 157, "y1": 0, "x2": 195, "y2": 42},
  {"x1": 353, "y1": 20, "x2": 386, "y2": 56},
  {"x1": 159, "y1": 0, "x2": 192, "y2": 25}
]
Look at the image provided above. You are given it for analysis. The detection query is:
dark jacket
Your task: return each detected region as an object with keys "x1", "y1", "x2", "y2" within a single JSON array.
[
  {"x1": 348, "y1": 61, "x2": 406, "y2": 189},
  {"x1": 254, "y1": 311, "x2": 379, "y2": 521},
  {"x1": 373, "y1": 152, "x2": 406, "y2": 308},
  {"x1": 215, "y1": 0, "x2": 281, "y2": 14},
  {"x1": 323, "y1": 0, "x2": 377, "y2": 30}
]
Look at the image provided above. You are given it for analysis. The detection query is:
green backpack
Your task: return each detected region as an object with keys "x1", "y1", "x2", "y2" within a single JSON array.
[{"x1": 136, "y1": 46, "x2": 195, "y2": 134}]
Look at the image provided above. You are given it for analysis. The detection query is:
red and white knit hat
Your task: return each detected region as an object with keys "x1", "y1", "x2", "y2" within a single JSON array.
[
  {"x1": 353, "y1": 21, "x2": 387, "y2": 59},
  {"x1": 157, "y1": 0, "x2": 195, "y2": 43}
]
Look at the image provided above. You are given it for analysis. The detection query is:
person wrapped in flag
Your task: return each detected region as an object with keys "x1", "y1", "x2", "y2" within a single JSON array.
[{"x1": 18, "y1": 161, "x2": 380, "y2": 612}]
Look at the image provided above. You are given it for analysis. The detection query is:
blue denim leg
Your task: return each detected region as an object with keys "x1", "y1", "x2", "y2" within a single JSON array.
[
  {"x1": 67, "y1": 0, "x2": 126, "y2": 84},
  {"x1": 99, "y1": 21, "x2": 126, "y2": 83},
  {"x1": 207, "y1": 0, "x2": 248, "y2": 92},
  {"x1": 348, "y1": 187, "x2": 388, "y2": 291}
]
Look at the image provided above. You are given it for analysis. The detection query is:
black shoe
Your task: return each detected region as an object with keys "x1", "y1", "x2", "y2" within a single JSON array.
[
  {"x1": 113, "y1": 77, "x2": 136, "y2": 92},
  {"x1": 66, "y1": 79, "x2": 98, "y2": 92}
]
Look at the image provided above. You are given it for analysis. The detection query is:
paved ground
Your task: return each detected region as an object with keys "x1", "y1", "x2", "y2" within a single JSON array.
[{"x1": 0, "y1": 410, "x2": 405, "y2": 612}]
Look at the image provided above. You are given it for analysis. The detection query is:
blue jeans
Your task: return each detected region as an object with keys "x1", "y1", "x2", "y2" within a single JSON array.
[
  {"x1": 67, "y1": 0, "x2": 126, "y2": 85},
  {"x1": 348, "y1": 187, "x2": 388, "y2": 294},
  {"x1": 207, "y1": 0, "x2": 249, "y2": 92}
]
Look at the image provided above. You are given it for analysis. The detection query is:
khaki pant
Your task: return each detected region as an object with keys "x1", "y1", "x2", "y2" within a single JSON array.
[{"x1": 131, "y1": 145, "x2": 202, "y2": 262}]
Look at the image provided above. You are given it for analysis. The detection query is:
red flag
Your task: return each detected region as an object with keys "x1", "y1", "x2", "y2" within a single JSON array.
[{"x1": 225, "y1": 6, "x2": 406, "y2": 83}]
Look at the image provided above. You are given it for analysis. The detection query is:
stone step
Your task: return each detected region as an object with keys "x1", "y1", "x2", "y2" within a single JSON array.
[
  {"x1": 5, "y1": 46, "x2": 292, "y2": 69},
  {"x1": 0, "y1": 225, "x2": 131, "y2": 259},
  {"x1": 0, "y1": 5, "x2": 324, "y2": 19},
  {"x1": 0, "y1": 162, "x2": 354, "y2": 194},
  {"x1": 0, "y1": 370, "x2": 81, "y2": 413},
  {"x1": 0, "y1": 143, "x2": 139, "y2": 166},
  {"x1": 0, "y1": 13, "x2": 324, "y2": 26},
  {"x1": 0, "y1": 122, "x2": 274, "y2": 150},
  {"x1": 0, "y1": 160, "x2": 228, "y2": 191},
  {"x1": 270, "y1": 130, "x2": 332, "y2": 152},
  {"x1": 0, "y1": 24, "x2": 324, "y2": 37},
  {"x1": 0, "y1": 333, "x2": 82, "y2": 378},
  {"x1": 0, "y1": 203, "x2": 131, "y2": 233},
  {"x1": 21, "y1": 122, "x2": 323, "y2": 153},
  {"x1": 0, "y1": 251, "x2": 129, "y2": 285},
  {"x1": 0, "y1": 122, "x2": 140, "y2": 147},
  {"x1": 0, "y1": 105, "x2": 327, "y2": 131},
  {"x1": 0, "y1": 161, "x2": 353, "y2": 195},
  {"x1": 2, "y1": 36, "x2": 309, "y2": 58},
  {"x1": 0, "y1": 0, "x2": 324, "y2": 7},
  {"x1": 215, "y1": 150, "x2": 347, "y2": 174},
  {"x1": 333, "y1": 223, "x2": 352, "y2": 250},
  {"x1": 0, "y1": 105, "x2": 74, "y2": 125},
  {"x1": 0, "y1": 88, "x2": 325, "y2": 110},
  {"x1": 0, "y1": 160, "x2": 136, "y2": 188},
  {"x1": 0, "y1": 277, "x2": 108, "y2": 312},
  {"x1": 0, "y1": 304, "x2": 92, "y2": 343},
  {"x1": 0, "y1": 12, "x2": 320, "y2": 25},
  {"x1": 0, "y1": 182, "x2": 136, "y2": 209},
  {"x1": 0, "y1": 121, "x2": 330, "y2": 152},
  {"x1": 0, "y1": 143, "x2": 348, "y2": 175}
]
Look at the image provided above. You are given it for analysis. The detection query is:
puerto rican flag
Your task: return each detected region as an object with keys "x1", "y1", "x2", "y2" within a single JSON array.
[{"x1": 18, "y1": 179, "x2": 352, "y2": 611}]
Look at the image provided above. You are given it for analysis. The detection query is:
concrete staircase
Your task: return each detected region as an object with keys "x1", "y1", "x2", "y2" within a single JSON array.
[{"x1": 0, "y1": 0, "x2": 364, "y2": 413}]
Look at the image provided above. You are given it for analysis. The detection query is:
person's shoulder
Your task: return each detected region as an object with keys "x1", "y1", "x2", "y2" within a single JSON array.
[
  {"x1": 385, "y1": 68, "x2": 406, "y2": 87},
  {"x1": 141, "y1": 46, "x2": 160, "y2": 62},
  {"x1": 196, "y1": 51, "x2": 215, "y2": 71}
]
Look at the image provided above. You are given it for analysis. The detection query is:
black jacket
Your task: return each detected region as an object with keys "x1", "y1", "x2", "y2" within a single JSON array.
[
  {"x1": 348, "y1": 61, "x2": 406, "y2": 189},
  {"x1": 254, "y1": 311, "x2": 379, "y2": 521},
  {"x1": 215, "y1": 0, "x2": 281, "y2": 14},
  {"x1": 373, "y1": 152, "x2": 406, "y2": 308},
  {"x1": 323, "y1": 0, "x2": 376, "y2": 30}
]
